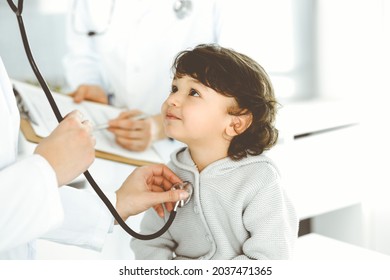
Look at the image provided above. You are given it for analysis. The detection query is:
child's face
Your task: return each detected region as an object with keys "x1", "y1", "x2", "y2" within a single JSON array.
[{"x1": 161, "y1": 75, "x2": 236, "y2": 146}]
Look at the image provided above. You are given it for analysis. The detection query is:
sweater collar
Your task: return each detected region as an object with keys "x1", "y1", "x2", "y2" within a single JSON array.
[{"x1": 170, "y1": 147, "x2": 278, "y2": 176}]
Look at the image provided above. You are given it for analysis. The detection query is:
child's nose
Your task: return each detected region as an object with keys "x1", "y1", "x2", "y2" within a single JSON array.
[{"x1": 167, "y1": 93, "x2": 180, "y2": 106}]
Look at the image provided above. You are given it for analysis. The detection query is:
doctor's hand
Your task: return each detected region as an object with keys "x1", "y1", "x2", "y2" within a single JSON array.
[
  {"x1": 70, "y1": 84, "x2": 108, "y2": 104},
  {"x1": 108, "y1": 110, "x2": 165, "y2": 151},
  {"x1": 34, "y1": 110, "x2": 96, "y2": 187},
  {"x1": 115, "y1": 164, "x2": 189, "y2": 220}
]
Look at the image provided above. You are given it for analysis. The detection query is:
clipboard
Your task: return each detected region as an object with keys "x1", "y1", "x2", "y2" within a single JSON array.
[
  {"x1": 14, "y1": 81, "x2": 163, "y2": 166},
  {"x1": 19, "y1": 118, "x2": 158, "y2": 166}
]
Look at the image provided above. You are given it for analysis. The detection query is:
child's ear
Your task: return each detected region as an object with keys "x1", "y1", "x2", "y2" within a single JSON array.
[{"x1": 226, "y1": 112, "x2": 253, "y2": 137}]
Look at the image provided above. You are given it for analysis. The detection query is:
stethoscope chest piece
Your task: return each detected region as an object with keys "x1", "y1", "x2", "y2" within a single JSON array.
[
  {"x1": 173, "y1": 0, "x2": 192, "y2": 20},
  {"x1": 172, "y1": 181, "x2": 193, "y2": 209}
]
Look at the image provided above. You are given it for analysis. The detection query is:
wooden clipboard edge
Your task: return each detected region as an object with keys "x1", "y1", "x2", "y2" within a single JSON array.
[
  {"x1": 20, "y1": 118, "x2": 42, "y2": 144},
  {"x1": 20, "y1": 118, "x2": 157, "y2": 166}
]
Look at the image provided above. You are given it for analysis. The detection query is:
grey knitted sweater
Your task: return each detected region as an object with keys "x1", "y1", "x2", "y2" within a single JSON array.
[{"x1": 131, "y1": 147, "x2": 298, "y2": 259}]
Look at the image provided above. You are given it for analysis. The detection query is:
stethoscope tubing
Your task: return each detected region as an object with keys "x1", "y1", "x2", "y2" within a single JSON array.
[{"x1": 7, "y1": 0, "x2": 176, "y2": 240}]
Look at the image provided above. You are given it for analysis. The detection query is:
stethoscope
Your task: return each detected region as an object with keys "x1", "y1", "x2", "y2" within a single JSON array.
[
  {"x1": 6, "y1": 0, "x2": 193, "y2": 240},
  {"x1": 72, "y1": 0, "x2": 193, "y2": 37}
]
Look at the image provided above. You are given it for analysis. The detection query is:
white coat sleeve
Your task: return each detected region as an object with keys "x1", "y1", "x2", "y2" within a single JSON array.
[
  {"x1": 41, "y1": 187, "x2": 115, "y2": 252},
  {"x1": 0, "y1": 155, "x2": 63, "y2": 252},
  {"x1": 63, "y1": 0, "x2": 109, "y2": 92}
]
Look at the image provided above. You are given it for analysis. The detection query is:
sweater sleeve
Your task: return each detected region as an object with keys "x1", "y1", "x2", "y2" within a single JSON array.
[
  {"x1": 130, "y1": 208, "x2": 176, "y2": 260},
  {"x1": 233, "y1": 180, "x2": 298, "y2": 260}
]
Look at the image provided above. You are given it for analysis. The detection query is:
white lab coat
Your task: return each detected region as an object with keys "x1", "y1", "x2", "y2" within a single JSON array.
[
  {"x1": 64, "y1": 0, "x2": 264, "y2": 114},
  {"x1": 0, "y1": 57, "x2": 114, "y2": 259}
]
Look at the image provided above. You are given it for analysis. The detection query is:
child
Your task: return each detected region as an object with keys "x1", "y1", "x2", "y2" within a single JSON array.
[{"x1": 131, "y1": 44, "x2": 298, "y2": 259}]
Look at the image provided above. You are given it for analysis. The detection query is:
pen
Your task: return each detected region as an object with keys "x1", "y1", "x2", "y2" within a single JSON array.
[
  {"x1": 93, "y1": 114, "x2": 150, "y2": 131},
  {"x1": 93, "y1": 123, "x2": 110, "y2": 131}
]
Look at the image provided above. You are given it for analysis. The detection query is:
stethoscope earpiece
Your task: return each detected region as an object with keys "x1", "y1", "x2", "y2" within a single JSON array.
[{"x1": 172, "y1": 181, "x2": 193, "y2": 210}]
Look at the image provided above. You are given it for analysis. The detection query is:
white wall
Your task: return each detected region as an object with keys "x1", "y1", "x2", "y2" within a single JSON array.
[
  {"x1": 315, "y1": 0, "x2": 390, "y2": 255},
  {"x1": 315, "y1": 0, "x2": 387, "y2": 101},
  {"x1": 0, "y1": 0, "x2": 68, "y2": 87}
]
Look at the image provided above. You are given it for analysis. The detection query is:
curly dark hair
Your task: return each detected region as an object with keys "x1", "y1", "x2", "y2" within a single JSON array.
[{"x1": 172, "y1": 44, "x2": 279, "y2": 160}]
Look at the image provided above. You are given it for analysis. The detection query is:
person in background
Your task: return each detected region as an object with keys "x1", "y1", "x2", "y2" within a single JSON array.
[
  {"x1": 0, "y1": 56, "x2": 188, "y2": 259},
  {"x1": 130, "y1": 44, "x2": 298, "y2": 259},
  {"x1": 64, "y1": 0, "x2": 263, "y2": 151}
]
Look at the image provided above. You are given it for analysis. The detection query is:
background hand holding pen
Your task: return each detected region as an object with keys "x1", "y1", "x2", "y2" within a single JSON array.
[
  {"x1": 93, "y1": 112, "x2": 149, "y2": 132},
  {"x1": 68, "y1": 85, "x2": 165, "y2": 151},
  {"x1": 96, "y1": 110, "x2": 162, "y2": 152}
]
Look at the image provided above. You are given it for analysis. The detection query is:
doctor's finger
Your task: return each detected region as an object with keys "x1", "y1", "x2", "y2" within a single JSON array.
[
  {"x1": 153, "y1": 202, "x2": 174, "y2": 217},
  {"x1": 165, "y1": 202, "x2": 175, "y2": 213},
  {"x1": 150, "y1": 175, "x2": 181, "y2": 191},
  {"x1": 70, "y1": 89, "x2": 87, "y2": 103},
  {"x1": 150, "y1": 188, "x2": 184, "y2": 217},
  {"x1": 64, "y1": 110, "x2": 84, "y2": 121},
  {"x1": 110, "y1": 127, "x2": 146, "y2": 139},
  {"x1": 153, "y1": 204, "x2": 165, "y2": 218},
  {"x1": 115, "y1": 136, "x2": 148, "y2": 151},
  {"x1": 117, "y1": 109, "x2": 143, "y2": 119},
  {"x1": 149, "y1": 189, "x2": 188, "y2": 207},
  {"x1": 81, "y1": 120, "x2": 94, "y2": 133},
  {"x1": 150, "y1": 184, "x2": 164, "y2": 192},
  {"x1": 149, "y1": 164, "x2": 182, "y2": 188},
  {"x1": 108, "y1": 118, "x2": 136, "y2": 129},
  {"x1": 127, "y1": 120, "x2": 150, "y2": 131}
]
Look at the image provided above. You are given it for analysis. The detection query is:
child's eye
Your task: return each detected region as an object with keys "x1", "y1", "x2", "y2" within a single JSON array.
[
  {"x1": 170, "y1": 85, "x2": 178, "y2": 94},
  {"x1": 189, "y1": 89, "x2": 200, "y2": 97}
]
